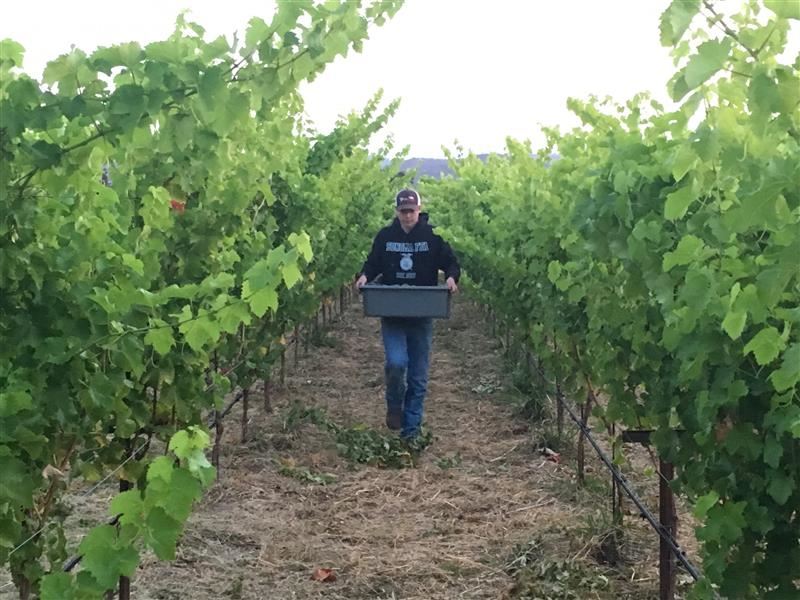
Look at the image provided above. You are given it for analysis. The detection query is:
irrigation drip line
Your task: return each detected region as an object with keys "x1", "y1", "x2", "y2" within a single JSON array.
[
  {"x1": 6, "y1": 440, "x2": 150, "y2": 562},
  {"x1": 549, "y1": 392, "x2": 703, "y2": 582},
  {"x1": 62, "y1": 515, "x2": 122, "y2": 573},
  {"x1": 207, "y1": 389, "x2": 246, "y2": 428},
  {"x1": 0, "y1": 440, "x2": 152, "y2": 591}
]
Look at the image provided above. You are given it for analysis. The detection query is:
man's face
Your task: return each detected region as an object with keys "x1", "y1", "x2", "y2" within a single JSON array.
[{"x1": 396, "y1": 205, "x2": 420, "y2": 229}]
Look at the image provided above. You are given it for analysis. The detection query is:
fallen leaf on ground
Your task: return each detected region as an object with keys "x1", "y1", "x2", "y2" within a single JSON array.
[
  {"x1": 541, "y1": 447, "x2": 561, "y2": 463},
  {"x1": 310, "y1": 567, "x2": 336, "y2": 583}
]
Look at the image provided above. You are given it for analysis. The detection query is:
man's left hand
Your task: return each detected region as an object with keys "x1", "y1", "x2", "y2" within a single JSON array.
[{"x1": 446, "y1": 277, "x2": 459, "y2": 294}]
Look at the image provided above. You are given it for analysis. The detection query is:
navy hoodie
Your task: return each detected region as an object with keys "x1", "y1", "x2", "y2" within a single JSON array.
[{"x1": 359, "y1": 213, "x2": 460, "y2": 286}]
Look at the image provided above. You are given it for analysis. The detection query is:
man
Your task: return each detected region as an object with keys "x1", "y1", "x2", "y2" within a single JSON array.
[{"x1": 356, "y1": 189, "x2": 460, "y2": 440}]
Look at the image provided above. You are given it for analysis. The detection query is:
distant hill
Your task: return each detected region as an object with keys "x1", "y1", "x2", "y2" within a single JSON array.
[
  {"x1": 397, "y1": 157, "x2": 454, "y2": 179},
  {"x1": 392, "y1": 153, "x2": 557, "y2": 181},
  {"x1": 393, "y1": 154, "x2": 493, "y2": 181}
]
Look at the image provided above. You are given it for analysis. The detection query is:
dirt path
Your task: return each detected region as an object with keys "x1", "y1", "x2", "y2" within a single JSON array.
[
  {"x1": 30, "y1": 294, "x2": 687, "y2": 600},
  {"x1": 124, "y1": 296, "x2": 566, "y2": 599}
]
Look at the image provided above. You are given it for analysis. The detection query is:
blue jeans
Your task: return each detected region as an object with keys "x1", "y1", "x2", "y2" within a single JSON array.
[{"x1": 381, "y1": 317, "x2": 434, "y2": 439}]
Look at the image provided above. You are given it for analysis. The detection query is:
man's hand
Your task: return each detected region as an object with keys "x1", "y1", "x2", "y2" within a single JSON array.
[
  {"x1": 356, "y1": 274, "x2": 367, "y2": 288},
  {"x1": 446, "y1": 277, "x2": 458, "y2": 294}
]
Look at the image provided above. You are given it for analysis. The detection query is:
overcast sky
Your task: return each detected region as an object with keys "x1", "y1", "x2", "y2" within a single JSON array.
[{"x1": 0, "y1": 1, "x2": 738, "y2": 157}]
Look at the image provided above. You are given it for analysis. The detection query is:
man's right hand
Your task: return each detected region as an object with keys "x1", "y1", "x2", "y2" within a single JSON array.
[{"x1": 356, "y1": 274, "x2": 367, "y2": 288}]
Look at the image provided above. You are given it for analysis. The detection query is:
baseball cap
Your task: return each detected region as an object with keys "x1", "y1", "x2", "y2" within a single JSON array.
[{"x1": 395, "y1": 189, "x2": 420, "y2": 209}]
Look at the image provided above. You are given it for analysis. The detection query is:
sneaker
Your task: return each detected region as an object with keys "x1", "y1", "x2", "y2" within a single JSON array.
[{"x1": 385, "y1": 410, "x2": 402, "y2": 431}]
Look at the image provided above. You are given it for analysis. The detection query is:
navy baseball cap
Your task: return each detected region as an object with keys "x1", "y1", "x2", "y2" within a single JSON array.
[{"x1": 395, "y1": 189, "x2": 420, "y2": 209}]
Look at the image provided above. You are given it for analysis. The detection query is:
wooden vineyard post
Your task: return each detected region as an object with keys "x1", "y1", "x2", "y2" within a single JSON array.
[
  {"x1": 620, "y1": 430, "x2": 680, "y2": 600},
  {"x1": 241, "y1": 387, "x2": 249, "y2": 443},
  {"x1": 576, "y1": 392, "x2": 588, "y2": 486},
  {"x1": 659, "y1": 459, "x2": 677, "y2": 600},
  {"x1": 553, "y1": 334, "x2": 564, "y2": 437},
  {"x1": 263, "y1": 377, "x2": 272, "y2": 413},
  {"x1": 340, "y1": 286, "x2": 345, "y2": 315},
  {"x1": 293, "y1": 325, "x2": 300, "y2": 367},
  {"x1": 304, "y1": 322, "x2": 310, "y2": 357},
  {"x1": 211, "y1": 351, "x2": 222, "y2": 471},
  {"x1": 525, "y1": 349, "x2": 532, "y2": 380},
  {"x1": 211, "y1": 410, "x2": 223, "y2": 471},
  {"x1": 280, "y1": 350, "x2": 286, "y2": 388},
  {"x1": 118, "y1": 479, "x2": 132, "y2": 600},
  {"x1": 611, "y1": 423, "x2": 624, "y2": 527}
]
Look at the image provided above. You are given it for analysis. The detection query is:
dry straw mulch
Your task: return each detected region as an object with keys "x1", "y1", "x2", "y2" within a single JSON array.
[{"x1": 33, "y1": 294, "x2": 699, "y2": 600}]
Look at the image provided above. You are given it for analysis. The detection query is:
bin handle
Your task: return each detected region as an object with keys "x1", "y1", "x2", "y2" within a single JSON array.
[{"x1": 357, "y1": 273, "x2": 382, "y2": 294}]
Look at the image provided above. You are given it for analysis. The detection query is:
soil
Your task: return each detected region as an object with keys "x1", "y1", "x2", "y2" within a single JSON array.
[{"x1": 0, "y1": 294, "x2": 701, "y2": 600}]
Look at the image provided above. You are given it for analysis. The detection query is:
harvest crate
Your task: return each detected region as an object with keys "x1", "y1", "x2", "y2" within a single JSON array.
[{"x1": 360, "y1": 284, "x2": 451, "y2": 319}]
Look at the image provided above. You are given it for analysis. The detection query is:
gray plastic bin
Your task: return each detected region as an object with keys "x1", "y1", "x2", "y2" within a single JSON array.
[{"x1": 361, "y1": 284, "x2": 451, "y2": 319}]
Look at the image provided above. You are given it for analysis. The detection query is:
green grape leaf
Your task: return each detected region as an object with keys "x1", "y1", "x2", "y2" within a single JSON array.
[
  {"x1": 29, "y1": 140, "x2": 61, "y2": 169},
  {"x1": 763, "y1": 435, "x2": 783, "y2": 469},
  {"x1": 157, "y1": 284, "x2": 200, "y2": 301},
  {"x1": 0, "y1": 39, "x2": 25, "y2": 67},
  {"x1": 217, "y1": 300, "x2": 252, "y2": 334},
  {"x1": 767, "y1": 473, "x2": 794, "y2": 505},
  {"x1": 198, "y1": 66, "x2": 225, "y2": 111},
  {"x1": 547, "y1": 261, "x2": 562, "y2": 283},
  {"x1": 178, "y1": 310, "x2": 221, "y2": 352},
  {"x1": 147, "y1": 456, "x2": 174, "y2": 483},
  {"x1": 722, "y1": 310, "x2": 747, "y2": 340},
  {"x1": 110, "y1": 490, "x2": 144, "y2": 527},
  {"x1": 288, "y1": 231, "x2": 314, "y2": 262},
  {"x1": 40, "y1": 573, "x2": 75, "y2": 600},
  {"x1": 0, "y1": 455, "x2": 36, "y2": 507},
  {"x1": 680, "y1": 268, "x2": 713, "y2": 312},
  {"x1": 700, "y1": 501, "x2": 746, "y2": 544},
  {"x1": 282, "y1": 262, "x2": 302, "y2": 288},
  {"x1": 148, "y1": 468, "x2": 202, "y2": 522},
  {"x1": 659, "y1": 0, "x2": 700, "y2": 46},
  {"x1": 664, "y1": 185, "x2": 695, "y2": 220},
  {"x1": 765, "y1": 0, "x2": 800, "y2": 19},
  {"x1": 141, "y1": 187, "x2": 172, "y2": 231},
  {"x1": 144, "y1": 319, "x2": 175, "y2": 355},
  {"x1": 684, "y1": 39, "x2": 732, "y2": 89},
  {"x1": 168, "y1": 427, "x2": 210, "y2": 460},
  {"x1": 244, "y1": 17, "x2": 271, "y2": 52},
  {"x1": 79, "y1": 525, "x2": 140, "y2": 588},
  {"x1": 663, "y1": 235, "x2": 705, "y2": 271},
  {"x1": 166, "y1": 428, "x2": 215, "y2": 485},
  {"x1": 248, "y1": 287, "x2": 279, "y2": 317},
  {"x1": 108, "y1": 84, "x2": 146, "y2": 128},
  {"x1": 671, "y1": 146, "x2": 697, "y2": 182},
  {"x1": 243, "y1": 256, "x2": 282, "y2": 291},
  {"x1": 749, "y1": 71, "x2": 781, "y2": 117},
  {"x1": 743, "y1": 327, "x2": 786, "y2": 365},
  {"x1": 693, "y1": 490, "x2": 719, "y2": 519},
  {"x1": 668, "y1": 72, "x2": 691, "y2": 102},
  {"x1": 756, "y1": 266, "x2": 795, "y2": 309},
  {"x1": 0, "y1": 390, "x2": 33, "y2": 417},
  {"x1": 144, "y1": 506, "x2": 181, "y2": 560},
  {"x1": 90, "y1": 42, "x2": 143, "y2": 73},
  {"x1": 200, "y1": 272, "x2": 236, "y2": 292},
  {"x1": 770, "y1": 344, "x2": 800, "y2": 392},
  {"x1": 723, "y1": 181, "x2": 787, "y2": 233},
  {"x1": 173, "y1": 116, "x2": 194, "y2": 151}
]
